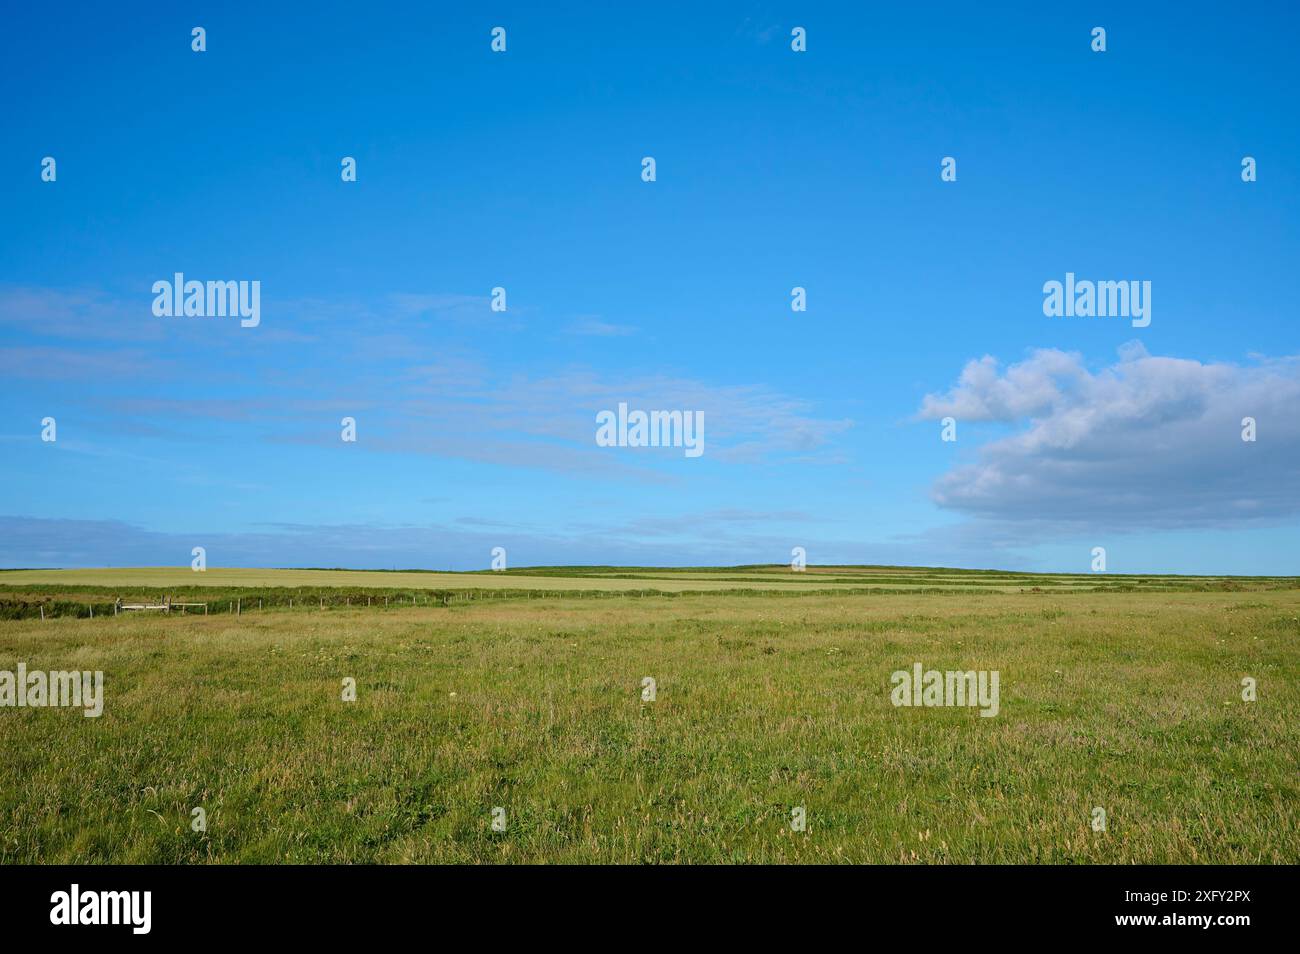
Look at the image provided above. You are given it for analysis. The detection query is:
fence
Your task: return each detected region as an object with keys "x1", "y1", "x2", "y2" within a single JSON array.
[{"x1": 3, "y1": 586, "x2": 690, "y2": 622}]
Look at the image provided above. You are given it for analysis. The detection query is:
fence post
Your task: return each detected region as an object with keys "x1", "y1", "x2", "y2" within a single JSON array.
[
  {"x1": 237, "y1": 599, "x2": 241, "y2": 616},
  {"x1": 40, "y1": 605, "x2": 45, "y2": 621},
  {"x1": 89, "y1": 604, "x2": 93, "y2": 619},
  {"x1": 204, "y1": 603, "x2": 208, "y2": 615}
]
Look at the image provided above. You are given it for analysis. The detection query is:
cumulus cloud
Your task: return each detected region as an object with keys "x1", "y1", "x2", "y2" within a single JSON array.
[{"x1": 917, "y1": 344, "x2": 1300, "y2": 531}]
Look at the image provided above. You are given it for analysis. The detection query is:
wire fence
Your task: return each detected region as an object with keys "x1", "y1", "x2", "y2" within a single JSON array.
[{"x1": 0, "y1": 585, "x2": 709, "y2": 621}]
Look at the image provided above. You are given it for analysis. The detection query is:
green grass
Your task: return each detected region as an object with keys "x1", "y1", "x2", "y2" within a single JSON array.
[{"x1": 1, "y1": 566, "x2": 1297, "y2": 863}]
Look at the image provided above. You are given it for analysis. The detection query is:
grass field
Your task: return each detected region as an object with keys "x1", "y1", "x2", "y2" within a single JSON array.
[{"x1": 1, "y1": 565, "x2": 1297, "y2": 864}]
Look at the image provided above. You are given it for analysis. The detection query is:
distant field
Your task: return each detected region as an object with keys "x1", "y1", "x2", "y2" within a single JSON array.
[
  {"x1": 1, "y1": 566, "x2": 1297, "y2": 863},
  {"x1": 3, "y1": 563, "x2": 1294, "y2": 596}
]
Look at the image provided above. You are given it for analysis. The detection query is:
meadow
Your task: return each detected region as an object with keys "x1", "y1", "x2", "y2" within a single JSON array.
[{"x1": 1, "y1": 565, "x2": 1297, "y2": 864}]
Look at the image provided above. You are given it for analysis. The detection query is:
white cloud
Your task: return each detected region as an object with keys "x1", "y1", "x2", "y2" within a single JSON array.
[{"x1": 918, "y1": 344, "x2": 1300, "y2": 531}]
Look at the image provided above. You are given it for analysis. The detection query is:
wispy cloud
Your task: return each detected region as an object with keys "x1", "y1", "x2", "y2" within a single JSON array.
[
  {"x1": 0, "y1": 512, "x2": 827, "y2": 570},
  {"x1": 0, "y1": 286, "x2": 165, "y2": 343},
  {"x1": 563, "y1": 316, "x2": 638, "y2": 337},
  {"x1": 0, "y1": 345, "x2": 178, "y2": 381}
]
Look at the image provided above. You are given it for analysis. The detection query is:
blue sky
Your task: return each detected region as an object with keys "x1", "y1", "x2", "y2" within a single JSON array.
[{"x1": 1, "y1": 2, "x2": 1297, "y2": 573}]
